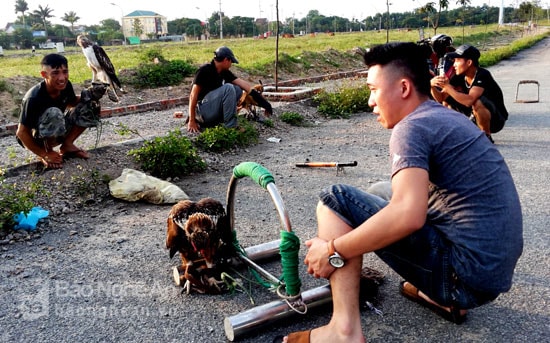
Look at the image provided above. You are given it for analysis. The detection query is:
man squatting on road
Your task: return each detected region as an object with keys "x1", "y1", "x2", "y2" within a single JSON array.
[
  {"x1": 186, "y1": 46, "x2": 272, "y2": 133},
  {"x1": 277, "y1": 42, "x2": 522, "y2": 343}
]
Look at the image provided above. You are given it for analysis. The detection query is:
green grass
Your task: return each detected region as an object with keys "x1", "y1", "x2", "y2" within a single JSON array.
[{"x1": 1, "y1": 24, "x2": 548, "y2": 85}]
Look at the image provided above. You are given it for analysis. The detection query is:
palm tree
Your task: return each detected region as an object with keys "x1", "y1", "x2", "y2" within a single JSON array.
[
  {"x1": 456, "y1": 0, "x2": 471, "y2": 44},
  {"x1": 32, "y1": 4, "x2": 54, "y2": 36},
  {"x1": 14, "y1": 0, "x2": 29, "y2": 27},
  {"x1": 62, "y1": 11, "x2": 80, "y2": 35},
  {"x1": 418, "y1": 0, "x2": 449, "y2": 35}
]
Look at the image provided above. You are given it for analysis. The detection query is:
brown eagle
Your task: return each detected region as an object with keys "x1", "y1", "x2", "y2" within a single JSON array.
[{"x1": 166, "y1": 198, "x2": 233, "y2": 294}]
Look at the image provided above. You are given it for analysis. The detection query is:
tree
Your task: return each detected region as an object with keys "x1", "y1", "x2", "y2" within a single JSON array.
[
  {"x1": 132, "y1": 18, "x2": 144, "y2": 38},
  {"x1": 32, "y1": 4, "x2": 54, "y2": 36},
  {"x1": 417, "y1": 0, "x2": 450, "y2": 34},
  {"x1": 456, "y1": 0, "x2": 471, "y2": 44},
  {"x1": 15, "y1": 0, "x2": 29, "y2": 27},
  {"x1": 62, "y1": 11, "x2": 80, "y2": 35}
]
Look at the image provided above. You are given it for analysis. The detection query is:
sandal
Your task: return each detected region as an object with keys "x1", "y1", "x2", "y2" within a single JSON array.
[
  {"x1": 272, "y1": 329, "x2": 311, "y2": 343},
  {"x1": 399, "y1": 281, "x2": 466, "y2": 324}
]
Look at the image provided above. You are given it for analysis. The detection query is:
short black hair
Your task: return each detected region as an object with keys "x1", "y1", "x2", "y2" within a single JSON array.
[
  {"x1": 41, "y1": 53, "x2": 68, "y2": 69},
  {"x1": 364, "y1": 42, "x2": 431, "y2": 96}
]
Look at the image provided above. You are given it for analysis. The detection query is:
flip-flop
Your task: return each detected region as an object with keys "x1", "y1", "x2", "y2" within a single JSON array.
[
  {"x1": 62, "y1": 149, "x2": 89, "y2": 160},
  {"x1": 399, "y1": 281, "x2": 466, "y2": 324},
  {"x1": 272, "y1": 329, "x2": 311, "y2": 343}
]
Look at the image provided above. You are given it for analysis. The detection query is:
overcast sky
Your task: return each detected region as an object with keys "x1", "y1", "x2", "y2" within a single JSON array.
[{"x1": 1, "y1": 0, "x2": 505, "y2": 30}]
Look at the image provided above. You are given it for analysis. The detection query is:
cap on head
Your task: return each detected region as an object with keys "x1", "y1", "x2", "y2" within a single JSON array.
[
  {"x1": 446, "y1": 44, "x2": 480, "y2": 62},
  {"x1": 214, "y1": 46, "x2": 239, "y2": 64}
]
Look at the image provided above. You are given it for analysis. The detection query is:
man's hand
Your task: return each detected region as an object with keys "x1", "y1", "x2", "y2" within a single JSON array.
[
  {"x1": 304, "y1": 237, "x2": 334, "y2": 279},
  {"x1": 187, "y1": 121, "x2": 200, "y2": 133}
]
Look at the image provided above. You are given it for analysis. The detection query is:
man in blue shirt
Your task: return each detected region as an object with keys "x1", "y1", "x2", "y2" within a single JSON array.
[{"x1": 277, "y1": 42, "x2": 522, "y2": 343}]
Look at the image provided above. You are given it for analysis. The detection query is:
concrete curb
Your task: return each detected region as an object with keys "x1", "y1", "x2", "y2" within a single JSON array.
[{"x1": 0, "y1": 69, "x2": 368, "y2": 137}]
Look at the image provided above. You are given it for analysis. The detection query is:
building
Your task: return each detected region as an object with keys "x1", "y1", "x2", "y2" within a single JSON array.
[{"x1": 123, "y1": 10, "x2": 167, "y2": 40}]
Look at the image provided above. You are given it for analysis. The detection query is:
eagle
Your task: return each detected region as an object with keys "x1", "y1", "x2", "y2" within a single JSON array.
[
  {"x1": 76, "y1": 35, "x2": 123, "y2": 102},
  {"x1": 166, "y1": 198, "x2": 234, "y2": 294}
]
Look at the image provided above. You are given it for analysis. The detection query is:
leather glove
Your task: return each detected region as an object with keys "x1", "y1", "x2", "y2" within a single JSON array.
[{"x1": 249, "y1": 89, "x2": 273, "y2": 115}]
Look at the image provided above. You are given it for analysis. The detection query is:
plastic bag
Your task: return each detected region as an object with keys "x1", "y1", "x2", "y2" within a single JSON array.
[
  {"x1": 108, "y1": 168, "x2": 190, "y2": 204},
  {"x1": 13, "y1": 206, "x2": 49, "y2": 231}
]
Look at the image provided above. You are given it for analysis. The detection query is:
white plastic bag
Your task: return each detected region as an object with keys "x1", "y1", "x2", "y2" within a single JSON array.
[{"x1": 109, "y1": 168, "x2": 190, "y2": 204}]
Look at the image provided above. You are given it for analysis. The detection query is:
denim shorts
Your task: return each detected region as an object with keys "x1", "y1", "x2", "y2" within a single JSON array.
[{"x1": 319, "y1": 183, "x2": 498, "y2": 309}]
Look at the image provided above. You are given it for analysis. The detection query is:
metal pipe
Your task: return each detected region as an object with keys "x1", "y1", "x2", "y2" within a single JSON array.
[
  {"x1": 243, "y1": 239, "x2": 280, "y2": 261},
  {"x1": 224, "y1": 284, "x2": 332, "y2": 341}
]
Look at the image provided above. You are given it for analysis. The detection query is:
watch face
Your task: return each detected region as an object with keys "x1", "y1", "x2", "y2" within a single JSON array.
[{"x1": 329, "y1": 255, "x2": 345, "y2": 268}]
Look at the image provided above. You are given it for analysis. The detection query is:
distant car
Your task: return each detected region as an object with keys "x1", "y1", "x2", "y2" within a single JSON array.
[{"x1": 39, "y1": 42, "x2": 56, "y2": 49}]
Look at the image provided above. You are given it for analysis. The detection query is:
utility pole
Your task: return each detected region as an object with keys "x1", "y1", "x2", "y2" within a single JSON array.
[
  {"x1": 219, "y1": 0, "x2": 223, "y2": 39},
  {"x1": 386, "y1": 0, "x2": 391, "y2": 43}
]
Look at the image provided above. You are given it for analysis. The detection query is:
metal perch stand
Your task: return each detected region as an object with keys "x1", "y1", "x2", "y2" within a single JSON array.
[{"x1": 223, "y1": 162, "x2": 333, "y2": 341}]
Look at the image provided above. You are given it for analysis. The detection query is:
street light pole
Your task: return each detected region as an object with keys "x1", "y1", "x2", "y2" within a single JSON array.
[
  {"x1": 110, "y1": 2, "x2": 126, "y2": 45},
  {"x1": 219, "y1": 0, "x2": 223, "y2": 39}
]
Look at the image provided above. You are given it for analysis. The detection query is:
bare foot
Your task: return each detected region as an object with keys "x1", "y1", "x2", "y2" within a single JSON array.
[{"x1": 60, "y1": 148, "x2": 89, "y2": 159}]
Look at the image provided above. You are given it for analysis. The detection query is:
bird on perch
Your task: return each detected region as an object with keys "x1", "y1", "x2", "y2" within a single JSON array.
[
  {"x1": 76, "y1": 34, "x2": 123, "y2": 102},
  {"x1": 166, "y1": 198, "x2": 233, "y2": 294}
]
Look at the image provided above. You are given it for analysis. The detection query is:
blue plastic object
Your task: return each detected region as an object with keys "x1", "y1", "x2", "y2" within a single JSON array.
[{"x1": 13, "y1": 206, "x2": 49, "y2": 231}]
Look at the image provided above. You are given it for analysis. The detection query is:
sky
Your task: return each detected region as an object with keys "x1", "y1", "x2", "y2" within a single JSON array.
[{"x1": 1, "y1": 0, "x2": 503, "y2": 30}]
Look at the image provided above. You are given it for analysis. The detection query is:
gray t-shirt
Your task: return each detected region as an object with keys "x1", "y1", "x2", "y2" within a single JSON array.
[{"x1": 390, "y1": 100, "x2": 522, "y2": 293}]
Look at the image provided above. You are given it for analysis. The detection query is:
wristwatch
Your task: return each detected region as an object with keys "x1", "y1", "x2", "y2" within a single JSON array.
[{"x1": 328, "y1": 239, "x2": 345, "y2": 268}]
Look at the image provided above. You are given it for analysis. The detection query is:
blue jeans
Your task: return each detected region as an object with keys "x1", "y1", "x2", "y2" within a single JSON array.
[
  {"x1": 197, "y1": 84, "x2": 241, "y2": 128},
  {"x1": 319, "y1": 183, "x2": 498, "y2": 309}
]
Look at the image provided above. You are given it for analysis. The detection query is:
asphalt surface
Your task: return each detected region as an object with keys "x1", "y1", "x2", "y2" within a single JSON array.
[{"x1": 1, "y1": 38, "x2": 549, "y2": 343}]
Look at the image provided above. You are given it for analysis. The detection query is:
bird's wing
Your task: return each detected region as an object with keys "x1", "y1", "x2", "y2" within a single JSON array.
[
  {"x1": 195, "y1": 198, "x2": 226, "y2": 225},
  {"x1": 166, "y1": 200, "x2": 198, "y2": 258},
  {"x1": 92, "y1": 44, "x2": 122, "y2": 89},
  {"x1": 169, "y1": 200, "x2": 197, "y2": 229}
]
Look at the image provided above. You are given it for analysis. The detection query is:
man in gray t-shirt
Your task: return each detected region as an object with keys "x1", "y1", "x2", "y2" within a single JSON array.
[{"x1": 278, "y1": 42, "x2": 522, "y2": 343}]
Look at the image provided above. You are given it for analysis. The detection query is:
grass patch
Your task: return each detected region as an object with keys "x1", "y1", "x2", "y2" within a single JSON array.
[
  {"x1": 279, "y1": 111, "x2": 305, "y2": 126},
  {"x1": 0, "y1": 173, "x2": 47, "y2": 232},
  {"x1": 1, "y1": 25, "x2": 547, "y2": 86},
  {"x1": 314, "y1": 85, "x2": 372, "y2": 119},
  {"x1": 128, "y1": 129, "x2": 207, "y2": 179},
  {"x1": 194, "y1": 118, "x2": 259, "y2": 153}
]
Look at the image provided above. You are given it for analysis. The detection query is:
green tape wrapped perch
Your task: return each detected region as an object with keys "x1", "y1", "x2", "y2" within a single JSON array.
[
  {"x1": 233, "y1": 162, "x2": 275, "y2": 189},
  {"x1": 280, "y1": 230, "x2": 302, "y2": 296}
]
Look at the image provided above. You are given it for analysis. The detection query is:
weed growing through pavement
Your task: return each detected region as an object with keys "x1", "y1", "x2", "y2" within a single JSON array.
[
  {"x1": 0, "y1": 171, "x2": 47, "y2": 232},
  {"x1": 279, "y1": 111, "x2": 305, "y2": 126},
  {"x1": 194, "y1": 117, "x2": 258, "y2": 153},
  {"x1": 128, "y1": 128, "x2": 207, "y2": 179}
]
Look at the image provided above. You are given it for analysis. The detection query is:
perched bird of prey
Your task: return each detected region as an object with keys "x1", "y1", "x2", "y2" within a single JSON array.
[
  {"x1": 237, "y1": 80, "x2": 272, "y2": 120},
  {"x1": 76, "y1": 35, "x2": 123, "y2": 102},
  {"x1": 166, "y1": 198, "x2": 233, "y2": 294}
]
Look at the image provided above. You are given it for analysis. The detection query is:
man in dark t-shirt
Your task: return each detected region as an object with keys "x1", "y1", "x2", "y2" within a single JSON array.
[
  {"x1": 17, "y1": 54, "x2": 89, "y2": 169},
  {"x1": 431, "y1": 44, "x2": 508, "y2": 143},
  {"x1": 186, "y1": 46, "x2": 272, "y2": 133}
]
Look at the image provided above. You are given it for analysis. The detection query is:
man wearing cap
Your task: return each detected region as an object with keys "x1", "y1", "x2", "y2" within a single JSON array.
[
  {"x1": 186, "y1": 46, "x2": 273, "y2": 133},
  {"x1": 431, "y1": 44, "x2": 508, "y2": 143}
]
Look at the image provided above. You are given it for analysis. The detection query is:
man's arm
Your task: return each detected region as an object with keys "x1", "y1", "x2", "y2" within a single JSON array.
[
  {"x1": 16, "y1": 123, "x2": 62, "y2": 164},
  {"x1": 232, "y1": 78, "x2": 273, "y2": 116},
  {"x1": 187, "y1": 84, "x2": 201, "y2": 133},
  {"x1": 441, "y1": 82, "x2": 484, "y2": 108}
]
